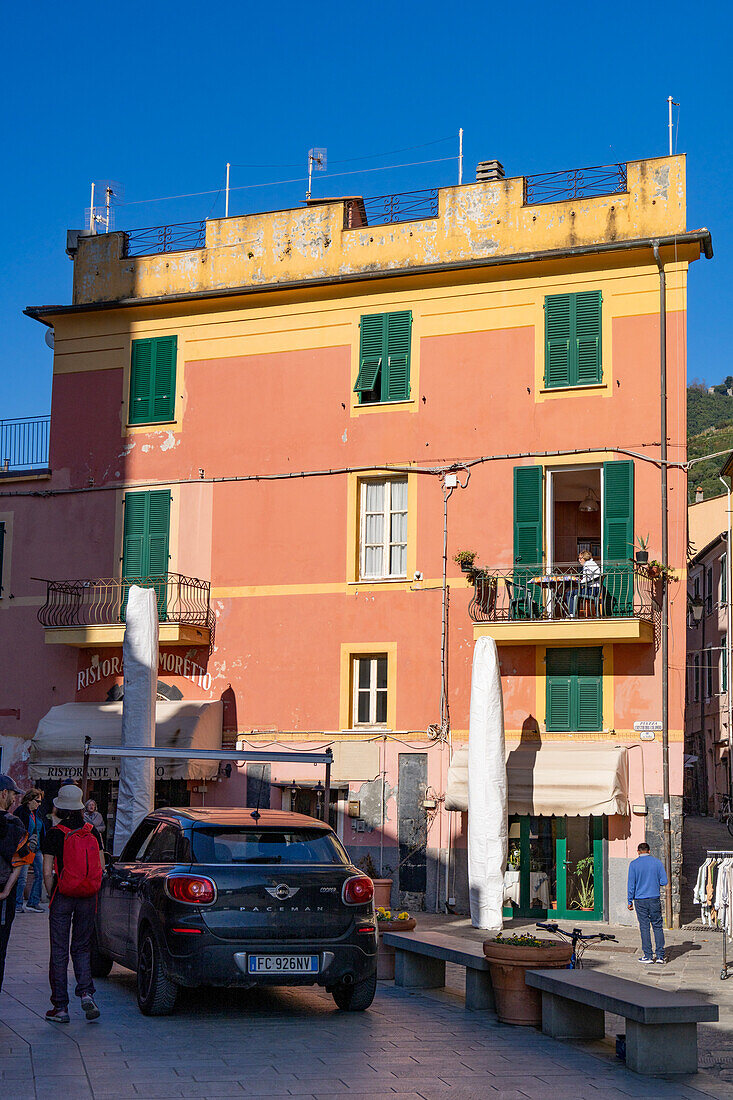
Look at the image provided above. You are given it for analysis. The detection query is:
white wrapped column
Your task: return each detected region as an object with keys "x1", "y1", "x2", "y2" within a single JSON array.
[
  {"x1": 468, "y1": 635, "x2": 508, "y2": 930},
  {"x1": 114, "y1": 585, "x2": 158, "y2": 854}
]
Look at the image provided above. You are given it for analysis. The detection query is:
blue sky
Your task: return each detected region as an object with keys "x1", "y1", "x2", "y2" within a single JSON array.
[{"x1": 2, "y1": 0, "x2": 731, "y2": 418}]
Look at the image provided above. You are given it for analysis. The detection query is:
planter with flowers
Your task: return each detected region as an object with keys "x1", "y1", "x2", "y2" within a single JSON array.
[
  {"x1": 376, "y1": 907, "x2": 416, "y2": 980},
  {"x1": 358, "y1": 853, "x2": 393, "y2": 909},
  {"x1": 482, "y1": 932, "x2": 572, "y2": 1026}
]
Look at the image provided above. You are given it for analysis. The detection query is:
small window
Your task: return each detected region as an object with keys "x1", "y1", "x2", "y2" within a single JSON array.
[
  {"x1": 142, "y1": 823, "x2": 180, "y2": 864},
  {"x1": 544, "y1": 291, "x2": 602, "y2": 388},
  {"x1": 722, "y1": 636, "x2": 728, "y2": 694},
  {"x1": 706, "y1": 566, "x2": 714, "y2": 614},
  {"x1": 694, "y1": 575, "x2": 701, "y2": 600},
  {"x1": 129, "y1": 336, "x2": 177, "y2": 425},
  {"x1": 352, "y1": 654, "x2": 389, "y2": 727},
  {"x1": 546, "y1": 647, "x2": 603, "y2": 732},
  {"x1": 354, "y1": 312, "x2": 411, "y2": 404},
  {"x1": 359, "y1": 478, "x2": 407, "y2": 579},
  {"x1": 722, "y1": 554, "x2": 728, "y2": 605},
  {"x1": 120, "y1": 818, "x2": 159, "y2": 862},
  {"x1": 705, "y1": 647, "x2": 714, "y2": 699}
]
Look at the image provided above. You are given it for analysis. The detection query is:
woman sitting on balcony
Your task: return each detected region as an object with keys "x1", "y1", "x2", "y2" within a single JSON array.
[{"x1": 568, "y1": 551, "x2": 601, "y2": 617}]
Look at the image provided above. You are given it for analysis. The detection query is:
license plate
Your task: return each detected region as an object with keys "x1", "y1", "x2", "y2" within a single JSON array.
[{"x1": 247, "y1": 954, "x2": 319, "y2": 975}]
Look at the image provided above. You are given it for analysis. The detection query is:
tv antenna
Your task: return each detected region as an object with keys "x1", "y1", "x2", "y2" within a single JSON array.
[
  {"x1": 86, "y1": 180, "x2": 124, "y2": 234},
  {"x1": 667, "y1": 96, "x2": 680, "y2": 156},
  {"x1": 306, "y1": 148, "x2": 327, "y2": 201}
]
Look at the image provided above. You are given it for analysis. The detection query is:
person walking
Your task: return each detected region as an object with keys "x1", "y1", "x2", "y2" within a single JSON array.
[
  {"x1": 15, "y1": 789, "x2": 46, "y2": 913},
  {"x1": 0, "y1": 774, "x2": 30, "y2": 991},
  {"x1": 627, "y1": 841, "x2": 667, "y2": 964},
  {"x1": 41, "y1": 785, "x2": 105, "y2": 1022}
]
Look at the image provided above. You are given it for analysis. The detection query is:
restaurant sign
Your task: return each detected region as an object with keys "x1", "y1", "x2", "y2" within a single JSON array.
[{"x1": 77, "y1": 648, "x2": 212, "y2": 694}]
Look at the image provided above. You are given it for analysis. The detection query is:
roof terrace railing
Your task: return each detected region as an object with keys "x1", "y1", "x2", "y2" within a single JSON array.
[
  {"x1": 0, "y1": 416, "x2": 50, "y2": 474},
  {"x1": 523, "y1": 163, "x2": 628, "y2": 206},
  {"x1": 123, "y1": 220, "x2": 206, "y2": 258},
  {"x1": 343, "y1": 188, "x2": 440, "y2": 229}
]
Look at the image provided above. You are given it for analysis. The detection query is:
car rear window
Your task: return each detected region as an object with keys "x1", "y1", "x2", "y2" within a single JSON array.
[{"x1": 191, "y1": 827, "x2": 350, "y2": 865}]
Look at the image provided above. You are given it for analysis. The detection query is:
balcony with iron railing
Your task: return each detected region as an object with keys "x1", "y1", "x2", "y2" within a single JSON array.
[
  {"x1": 467, "y1": 562, "x2": 660, "y2": 645},
  {"x1": 0, "y1": 416, "x2": 50, "y2": 476},
  {"x1": 37, "y1": 572, "x2": 213, "y2": 649}
]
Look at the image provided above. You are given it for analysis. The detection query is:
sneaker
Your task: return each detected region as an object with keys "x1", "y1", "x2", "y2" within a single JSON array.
[
  {"x1": 25, "y1": 903, "x2": 46, "y2": 912},
  {"x1": 14, "y1": 904, "x2": 26, "y2": 914},
  {"x1": 81, "y1": 995, "x2": 100, "y2": 1020},
  {"x1": 639, "y1": 956, "x2": 655, "y2": 964},
  {"x1": 653, "y1": 955, "x2": 667, "y2": 964},
  {"x1": 45, "y1": 1007, "x2": 70, "y2": 1023}
]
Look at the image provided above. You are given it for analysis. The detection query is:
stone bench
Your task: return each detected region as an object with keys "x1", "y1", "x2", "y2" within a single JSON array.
[
  {"x1": 381, "y1": 931, "x2": 494, "y2": 1011},
  {"x1": 525, "y1": 968, "x2": 718, "y2": 1076}
]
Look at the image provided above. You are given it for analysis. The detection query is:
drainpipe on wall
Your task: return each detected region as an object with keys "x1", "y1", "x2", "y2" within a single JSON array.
[
  {"x1": 719, "y1": 475, "x2": 733, "y2": 804},
  {"x1": 653, "y1": 242, "x2": 673, "y2": 929}
]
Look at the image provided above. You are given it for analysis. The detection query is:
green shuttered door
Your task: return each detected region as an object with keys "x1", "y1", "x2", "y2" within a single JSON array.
[
  {"x1": 129, "y1": 336, "x2": 177, "y2": 424},
  {"x1": 546, "y1": 647, "x2": 602, "y2": 731},
  {"x1": 122, "y1": 490, "x2": 171, "y2": 620},
  {"x1": 513, "y1": 465, "x2": 543, "y2": 620},
  {"x1": 603, "y1": 459, "x2": 634, "y2": 615},
  {"x1": 544, "y1": 291, "x2": 602, "y2": 388}
]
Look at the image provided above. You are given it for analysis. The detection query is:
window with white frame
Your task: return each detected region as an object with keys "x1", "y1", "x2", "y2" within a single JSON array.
[
  {"x1": 705, "y1": 646, "x2": 714, "y2": 699},
  {"x1": 359, "y1": 478, "x2": 408, "y2": 580},
  {"x1": 352, "y1": 654, "x2": 388, "y2": 727}
]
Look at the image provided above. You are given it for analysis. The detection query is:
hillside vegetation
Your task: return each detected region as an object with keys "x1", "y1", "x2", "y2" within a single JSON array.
[
  {"x1": 688, "y1": 385, "x2": 733, "y2": 436},
  {"x1": 688, "y1": 422, "x2": 733, "y2": 502}
]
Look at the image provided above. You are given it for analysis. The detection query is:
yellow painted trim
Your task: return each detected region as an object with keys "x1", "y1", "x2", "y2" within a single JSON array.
[
  {"x1": 345, "y1": 470, "x2": 417, "y2": 584},
  {"x1": 350, "y1": 309, "x2": 421, "y2": 417},
  {"x1": 44, "y1": 623, "x2": 210, "y2": 647},
  {"x1": 211, "y1": 576, "x2": 464, "y2": 599},
  {"x1": 474, "y1": 619, "x2": 653, "y2": 644},
  {"x1": 339, "y1": 642, "x2": 398, "y2": 732}
]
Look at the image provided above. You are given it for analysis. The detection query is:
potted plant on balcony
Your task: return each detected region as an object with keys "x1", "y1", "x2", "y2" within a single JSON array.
[
  {"x1": 454, "y1": 549, "x2": 479, "y2": 575},
  {"x1": 358, "y1": 853, "x2": 393, "y2": 909},
  {"x1": 646, "y1": 560, "x2": 677, "y2": 582},
  {"x1": 482, "y1": 932, "x2": 573, "y2": 1026},
  {"x1": 635, "y1": 534, "x2": 650, "y2": 565},
  {"x1": 376, "y1": 907, "x2": 417, "y2": 980}
]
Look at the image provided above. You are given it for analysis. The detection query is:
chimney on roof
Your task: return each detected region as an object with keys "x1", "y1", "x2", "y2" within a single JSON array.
[
  {"x1": 695, "y1": 486, "x2": 704, "y2": 503},
  {"x1": 476, "y1": 160, "x2": 505, "y2": 183}
]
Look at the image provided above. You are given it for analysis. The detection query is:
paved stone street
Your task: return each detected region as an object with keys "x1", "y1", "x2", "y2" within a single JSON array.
[{"x1": 1, "y1": 914, "x2": 731, "y2": 1100}]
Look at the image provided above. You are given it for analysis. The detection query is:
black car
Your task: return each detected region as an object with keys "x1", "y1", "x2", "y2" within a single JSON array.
[{"x1": 92, "y1": 807, "x2": 378, "y2": 1016}]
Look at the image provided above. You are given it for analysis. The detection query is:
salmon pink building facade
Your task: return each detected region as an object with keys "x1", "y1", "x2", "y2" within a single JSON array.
[{"x1": 0, "y1": 154, "x2": 711, "y2": 923}]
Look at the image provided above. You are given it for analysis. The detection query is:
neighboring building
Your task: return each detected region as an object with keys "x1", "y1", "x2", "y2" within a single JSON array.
[
  {"x1": 0, "y1": 154, "x2": 711, "y2": 923},
  {"x1": 687, "y1": 485, "x2": 733, "y2": 813}
]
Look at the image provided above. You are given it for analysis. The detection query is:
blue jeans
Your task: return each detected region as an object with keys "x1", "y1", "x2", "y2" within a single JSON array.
[
  {"x1": 15, "y1": 851, "x2": 43, "y2": 911},
  {"x1": 634, "y1": 896, "x2": 665, "y2": 958}
]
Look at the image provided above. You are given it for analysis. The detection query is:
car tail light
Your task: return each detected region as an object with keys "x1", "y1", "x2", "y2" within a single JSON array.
[
  {"x1": 356, "y1": 923, "x2": 376, "y2": 934},
  {"x1": 165, "y1": 874, "x2": 217, "y2": 905},
  {"x1": 342, "y1": 875, "x2": 374, "y2": 906}
]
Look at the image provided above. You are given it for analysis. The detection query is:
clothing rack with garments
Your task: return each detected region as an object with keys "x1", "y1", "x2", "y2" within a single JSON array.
[{"x1": 692, "y1": 850, "x2": 733, "y2": 980}]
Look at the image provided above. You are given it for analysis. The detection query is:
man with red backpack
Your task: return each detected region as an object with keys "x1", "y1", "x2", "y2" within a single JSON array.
[{"x1": 41, "y1": 784, "x2": 105, "y2": 1022}]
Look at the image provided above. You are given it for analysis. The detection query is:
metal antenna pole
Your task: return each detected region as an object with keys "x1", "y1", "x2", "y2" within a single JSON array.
[
  {"x1": 105, "y1": 186, "x2": 112, "y2": 233},
  {"x1": 458, "y1": 128, "x2": 464, "y2": 185},
  {"x1": 667, "y1": 96, "x2": 679, "y2": 156},
  {"x1": 307, "y1": 152, "x2": 313, "y2": 201},
  {"x1": 225, "y1": 163, "x2": 230, "y2": 218},
  {"x1": 89, "y1": 182, "x2": 96, "y2": 234}
]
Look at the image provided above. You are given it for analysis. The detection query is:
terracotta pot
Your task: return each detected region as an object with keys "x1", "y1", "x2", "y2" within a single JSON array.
[
  {"x1": 372, "y1": 878, "x2": 393, "y2": 908},
  {"x1": 482, "y1": 940, "x2": 573, "y2": 1026},
  {"x1": 377, "y1": 918, "x2": 417, "y2": 980}
]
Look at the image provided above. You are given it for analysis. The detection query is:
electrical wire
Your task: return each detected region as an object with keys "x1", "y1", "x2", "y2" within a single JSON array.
[{"x1": 230, "y1": 135, "x2": 455, "y2": 170}]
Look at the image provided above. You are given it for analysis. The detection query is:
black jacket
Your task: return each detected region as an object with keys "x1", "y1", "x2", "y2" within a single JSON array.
[
  {"x1": 15, "y1": 804, "x2": 45, "y2": 841},
  {"x1": 0, "y1": 811, "x2": 28, "y2": 886}
]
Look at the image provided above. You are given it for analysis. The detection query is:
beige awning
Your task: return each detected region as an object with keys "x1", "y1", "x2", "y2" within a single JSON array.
[
  {"x1": 445, "y1": 742, "x2": 629, "y2": 817},
  {"x1": 29, "y1": 701, "x2": 223, "y2": 782}
]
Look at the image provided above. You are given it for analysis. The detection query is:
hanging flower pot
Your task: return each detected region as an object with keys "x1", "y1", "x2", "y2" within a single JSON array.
[{"x1": 482, "y1": 936, "x2": 573, "y2": 1026}]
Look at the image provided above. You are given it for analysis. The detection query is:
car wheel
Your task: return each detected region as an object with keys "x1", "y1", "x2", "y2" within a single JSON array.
[
  {"x1": 332, "y1": 970, "x2": 377, "y2": 1012},
  {"x1": 136, "y1": 929, "x2": 178, "y2": 1016},
  {"x1": 89, "y1": 928, "x2": 113, "y2": 979}
]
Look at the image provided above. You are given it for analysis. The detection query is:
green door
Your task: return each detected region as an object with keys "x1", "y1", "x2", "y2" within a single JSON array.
[
  {"x1": 512, "y1": 466, "x2": 543, "y2": 620},
  {"x1": 121, "y1": 490, "x2": 171, "y2": 621},
  {"x1": 603, "y1": 460, "x2": 634, "y2": 616},
  {"x1": 504, "y1": 815, "x2": 604, "y2": 920}
]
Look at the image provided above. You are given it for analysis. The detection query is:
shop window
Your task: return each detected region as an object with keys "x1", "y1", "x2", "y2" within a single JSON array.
[
  {"x1": 129, "y1": 335, "x2": 177, "y2": 425},
  {"x1": 354, "y1": 312, "x2": 411, "y2": 404},
  {"x1": 352, "y1": 654, "x2": 388, "y2": 727},
  {"x1": 544, "y1": 290, "x2": 602, "y2": 388},
  {"x1": 546, "y1": 647, "x2": 603, "y2": 732},
  {"x1": 359, "y1": 478, "x2": 407, "y2": 579}
]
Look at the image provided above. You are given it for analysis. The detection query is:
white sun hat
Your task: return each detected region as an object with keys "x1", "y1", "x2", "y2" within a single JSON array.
[{"x1": 53, "y1": 785, "x2": 86, "y2": 811}]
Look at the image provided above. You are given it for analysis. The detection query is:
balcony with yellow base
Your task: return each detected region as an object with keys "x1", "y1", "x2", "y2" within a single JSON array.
[
  {"x1": 468, "y1": 563, "x2": 658, "y2": 645},
  {"x1": 38, "y1": 573, "x2": 212, "y2": 648}
]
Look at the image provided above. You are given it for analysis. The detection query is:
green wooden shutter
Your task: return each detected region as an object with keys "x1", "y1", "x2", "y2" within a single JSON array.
[
  {"x1": 603, "y1": 461, "x2": 634, "y2": 563},
  {"x1": 513, "y1": 466, "x2": 543, "y2": 566},
  {"x1": 546, "y1": 678, "x2": 572, "y2": 731},
  {"x1": 130, "y1": 337, "x2": 177, "y2": 424},
  {"x1": 575, "y1": 646, "x2": 603, "y2": 730},
  {"x1": 130, "y1": 340, "x2": 154, "y2": 424},
  {"x1": 151, "y1": 336, "x2": 177, "y2": 421},
  {"x1": 147, "y1": 491, "x2": 171, "y2": 578},
  {"x1": 385, "y1": 311, "x2": 411, "y2": 400},
  {"x1": 122, "y1": 493, "x2": 147, "y2": 579},
  {"x1": 545, "y1": 295, "x2": 571, "y2": 388},
  {"x1": 354, "y1": 314, "x2": 385, "y2": 396},
  {"x1": 575, "y1": 291, "x2": 602, "y2": 384}
]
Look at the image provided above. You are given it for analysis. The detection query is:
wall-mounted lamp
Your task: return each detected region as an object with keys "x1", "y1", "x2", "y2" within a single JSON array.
[
  {"x1": 289, "y1": 781, "x2": 298, "y2": 811},
  {"x1": 690, "y1": 595, "x2": 704, "y2": 624},
  {"x1": 315, "y1": 780, "x2": 324, "y2": 820}
]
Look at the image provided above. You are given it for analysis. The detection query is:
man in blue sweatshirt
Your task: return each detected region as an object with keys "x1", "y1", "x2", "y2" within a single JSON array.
[{"x1": 627, "y1": 842, "x2": 667, "y2": 964}]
